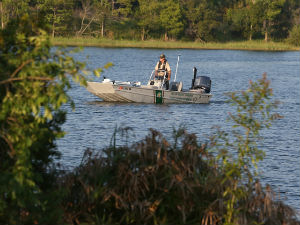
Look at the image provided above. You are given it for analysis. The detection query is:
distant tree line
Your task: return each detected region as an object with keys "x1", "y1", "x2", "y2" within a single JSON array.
[{"x1": 0, "y1": 0, "x2": 299, "y2": 43}]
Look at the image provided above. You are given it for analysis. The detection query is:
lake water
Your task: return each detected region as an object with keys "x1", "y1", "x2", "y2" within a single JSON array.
[{"x1": 57, "y1": 47, "x2": 300, "y2": 212}]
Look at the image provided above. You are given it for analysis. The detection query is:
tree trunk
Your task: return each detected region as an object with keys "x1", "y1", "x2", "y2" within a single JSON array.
[
  {"x1": 52, "y1": 21, "x2": 55, "y2": 38},
  {"x1": 263, "y1": 19, "x2": 268, "y2": 42},
  {"x1": 249, "y1": 24, "x2": 253, "y2": 41},
  {"x1": 0, "y1": 2, "x2": 4, "y2": 29},
  {"x1": 112, "y1": 0, "x2": 115, "y2": 10},
  {"x1": 141, "y1": 27, "x2": 145, "y2": 41},
  {"x1": 52, "y1": 25, "x2": 55, "y2": 38},
  {"x1": 79, "y1": 15, "x2": 96, "y2": 36},
  {"x1": 101, "y1": 19, "x2": 104, "y2": 37},
  {"x1": 264, "y1": 31, "x2": 268, "y2": 42},
  {"x1": 164, "y1": 32, "x2": 168, "y2": 41},
  {"x1": 52, "y1": 10, "x2": 56, "y2": 38}
]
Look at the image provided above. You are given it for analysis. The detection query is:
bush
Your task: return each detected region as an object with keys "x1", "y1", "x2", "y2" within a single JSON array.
[
  {"x1": 0, "y1": 16, "x2": 87, "y2": 224},
  {"x1": 287, "y1": 25, "x2": 300, "y2": 46},
  {"x1": 61, "y1": 128, "x2": 300, "y2": 225},
  {"x1": 61, "y1": 128, "x2": 215, "y2": 224}
]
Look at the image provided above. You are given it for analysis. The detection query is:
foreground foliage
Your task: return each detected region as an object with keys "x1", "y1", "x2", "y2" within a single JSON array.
[{"x1": 0, "y1": 16, "x2": 98, "y2": 224}]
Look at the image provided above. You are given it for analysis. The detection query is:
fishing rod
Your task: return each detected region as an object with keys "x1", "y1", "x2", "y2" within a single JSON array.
[{"x1": 174, "y1": 54, "x2": 181, "y2": 82}]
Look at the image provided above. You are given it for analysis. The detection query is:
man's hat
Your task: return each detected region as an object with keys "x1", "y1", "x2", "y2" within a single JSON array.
[{"x1": 160, "y1": 54, "x2": 166, "y2": 59}]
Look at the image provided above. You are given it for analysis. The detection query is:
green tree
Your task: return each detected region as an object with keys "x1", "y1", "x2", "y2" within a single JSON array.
[
  {"x1": 38, "y1": 0, "x2": 73, "y2": 37},
  {"x1": 290, "y1": 0, "x2": 300, "y2": 26},
  {"x1": 258, "y1": 0, "x2": 287, "y2": 41},
  {"x1": 0, "y1": 0, "x2": 30, "y2": 29},
  {"x1": 75, "y1": 0, "x2": 97, "y2": 36},
  {"x1": 115, "y1": 0, "x2": 138, "y2": 17},
  {"x1": 0, "y1": 15, "x2": 105, "y2": 224},
  {"x1": 287, "y1": 24, "x2": 300, "y2": 46},
  {"x1": 211, "y1": 74, "x2": 282, "y2": 224},
  {"x1": 188, "y1": 0, "x2": 229, "y2": 42},
  {"x1": 94, "y1": 0, "x2": 113, "y2": 37},
  {"x1": 270, "y1": 0, "x2": 293, "y2": 40},
  {"x1": 196, "y1": 2, "x2": 220, "y2": 42},
  {"x1": 179, "y1": 0, "x2": 202, "y2": 40},
  {"x1": 136, "y1": 0, "x2": 160, "y2": 40},
  {"x1": 226, "y1": 0, "x2": 262, "y2": 40},
  {"x1": 159, "y1": 0, "x2": 184, "y2": 40}
]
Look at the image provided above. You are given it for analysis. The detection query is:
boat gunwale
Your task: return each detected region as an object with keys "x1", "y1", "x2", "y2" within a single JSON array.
[
  {"x1": 112, "y1": 83, "x2": 212, "y2": 96},
  {"x1": 87, "y1": 81, "x2": 212, "y2": 104}
]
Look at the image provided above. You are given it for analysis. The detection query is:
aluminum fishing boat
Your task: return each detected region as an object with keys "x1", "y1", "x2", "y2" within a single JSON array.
[{"x1": 86, "y1": 57, "x2": 212, "y2": 104}]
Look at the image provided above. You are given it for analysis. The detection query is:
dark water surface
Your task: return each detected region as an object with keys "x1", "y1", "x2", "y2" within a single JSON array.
[{"x1": 57, "y1": 48, "x2": 300, "y2": 212}]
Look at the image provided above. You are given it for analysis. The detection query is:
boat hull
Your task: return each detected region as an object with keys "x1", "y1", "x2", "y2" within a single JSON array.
[{"x1": 87, "y1": 82, "x2": 212, "y2": 104}]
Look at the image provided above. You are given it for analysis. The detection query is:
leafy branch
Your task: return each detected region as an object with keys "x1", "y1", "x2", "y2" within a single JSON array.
[{"x1": 211, "y1": 73, "x2": 282, "y2": 224}]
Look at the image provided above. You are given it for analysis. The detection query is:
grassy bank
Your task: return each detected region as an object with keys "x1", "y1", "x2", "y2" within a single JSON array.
[{"x1": 51, "y1": 37, "x2": 300, "y2": 51}]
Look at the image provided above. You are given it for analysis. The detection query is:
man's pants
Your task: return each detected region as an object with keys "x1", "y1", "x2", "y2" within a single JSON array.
[{"x1": 165, "y1": 80, "x2": 169, "y2": 90}]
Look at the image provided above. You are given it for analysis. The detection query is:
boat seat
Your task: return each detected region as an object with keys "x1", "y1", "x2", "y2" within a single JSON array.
[{"x1": 170, "y1": 81, "x2": 183, "y2": 92}]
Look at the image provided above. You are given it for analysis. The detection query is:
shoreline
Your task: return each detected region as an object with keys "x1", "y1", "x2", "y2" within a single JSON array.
[{"x1": 51, "y1": 37, "x2": 300, "y2": 51}]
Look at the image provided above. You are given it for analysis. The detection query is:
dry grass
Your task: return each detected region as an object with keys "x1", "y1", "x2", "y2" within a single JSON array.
[
  {"x1": 60, "y1": 128, "x2": 300, "y2": 225},
  {"x1": 51, "y1": 37, "x2": 300, "y2": 51}
]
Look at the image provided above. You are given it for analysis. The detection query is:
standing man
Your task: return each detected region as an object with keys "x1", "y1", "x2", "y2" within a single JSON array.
[{"x1": 155, "y1": 54, "x2": 171, "y2": 89}]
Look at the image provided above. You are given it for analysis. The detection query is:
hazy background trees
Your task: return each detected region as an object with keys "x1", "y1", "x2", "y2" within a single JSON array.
[{"x1": 0, "y1": 0, "x2": 299, "y2": 43}]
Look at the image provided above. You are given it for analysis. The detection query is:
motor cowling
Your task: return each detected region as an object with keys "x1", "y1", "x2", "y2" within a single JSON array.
[{"x1": 192, "y1": 76, "x2": 211, "y2": 93}]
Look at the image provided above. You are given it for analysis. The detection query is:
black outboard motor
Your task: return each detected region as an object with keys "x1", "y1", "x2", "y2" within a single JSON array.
[
  {"x1": 191, "y1": 67, "x2": 197, "y2": 88},
  {"x1": 191, "y1": 67, "x2": 211, "y2": 93}
]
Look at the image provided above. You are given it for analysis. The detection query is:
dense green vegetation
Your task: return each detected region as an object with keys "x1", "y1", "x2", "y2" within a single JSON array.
[
  {"x1": 0, "y1": 16, "x2": 104, "y2": 224},
  {"x1": 0, "y1": 0, "x2": 299, "y2": 45},
  {"x1": 1, "y1": 16, "x2": 300, "y2": 225}
]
